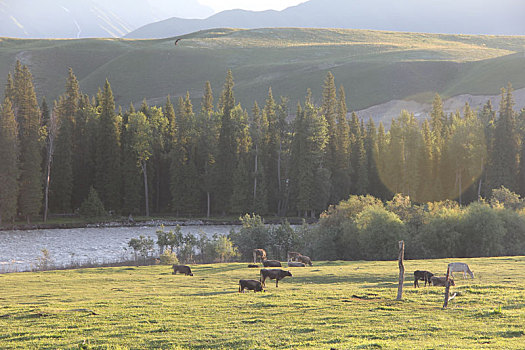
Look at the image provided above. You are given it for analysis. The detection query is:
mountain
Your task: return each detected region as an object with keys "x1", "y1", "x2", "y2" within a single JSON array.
[
  {"x1": 1, "y1": 28, "x2": 525, "y2": 117},
  {"x1": 126, "y1": 0, "x2": 525, "y2": 39},
  {"x1": 0, "y1": 0, "x2": 213, "y2": 39}
]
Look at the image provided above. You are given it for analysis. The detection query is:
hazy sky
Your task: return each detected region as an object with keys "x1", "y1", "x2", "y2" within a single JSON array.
[{"x1": 197, "y1": 0, "x2": 307, "y2": 13}]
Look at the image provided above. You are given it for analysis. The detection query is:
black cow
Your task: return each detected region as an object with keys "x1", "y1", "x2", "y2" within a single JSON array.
[
  {"x1": 414, "y1": 270, "x2": 434, "y2": 287},
  {"x1": 172, "y1": 264, "x2": 193, "y2": 276},
  {"x1": 239, "y1": 279, "x2": 264, "y2": 293},
  {"x1": 288, "y1": 262, "x2": 306, "y2": 267},
  {"x1": 262, "y1": 259, "x2": 282, "y2": 267},
  {"x1": 260, "y1": 269, "x2": 292, "y2": 288}
]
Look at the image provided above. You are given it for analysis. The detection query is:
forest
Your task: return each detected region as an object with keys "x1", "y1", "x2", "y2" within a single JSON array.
[{"x1": 1, "y1": 61, "x2": 525, "y2": 226}]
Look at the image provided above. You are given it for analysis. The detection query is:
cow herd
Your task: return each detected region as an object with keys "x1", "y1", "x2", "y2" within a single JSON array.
[
  {"x1": 172, "y1": 248, "x2": 311, "y2": 293},
  {"x1": 172, "y1": 252, "x2": 474, "y2": 293},
  {"x1": 414, "y1": 262, "x2": 474, "y2": 288}
]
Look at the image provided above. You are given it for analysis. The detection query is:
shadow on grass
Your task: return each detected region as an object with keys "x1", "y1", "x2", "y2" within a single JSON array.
[
  {"x1": 291, "y1": 273, "x2": 397, "y2": 288},
  {"x1": 188, "y1": 291, "x2": 234, "y2": 297}
]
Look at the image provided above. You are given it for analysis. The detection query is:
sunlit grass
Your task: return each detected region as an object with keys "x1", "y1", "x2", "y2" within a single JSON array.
[{"x1": 1, "y1": 256, "x2": 524, "y2": 348}]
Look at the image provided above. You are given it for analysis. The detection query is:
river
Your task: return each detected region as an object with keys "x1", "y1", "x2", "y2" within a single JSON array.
[{"x1": 0, "y1": 225, "x2": 238, "y2": 273}]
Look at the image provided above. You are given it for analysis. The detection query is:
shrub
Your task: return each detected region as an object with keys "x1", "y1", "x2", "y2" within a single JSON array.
[
  {"x1": 356, "y1": 207, "x2": 406, "y2": 260},
  {"x1": 79, "y1": 187, "x2": 106, "y2": 218},
  {"x1": 159, "y1": 249, "x2": 179, "y2": 265},
  {"x1": 418, "y1": 207, "x2": 462, "y2": 258},
  {"x1": 458, "y1": 202, "x2": 504, "y2": 257}
]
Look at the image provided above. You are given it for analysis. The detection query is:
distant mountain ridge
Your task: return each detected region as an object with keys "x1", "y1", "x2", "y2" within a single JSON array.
[
  {"x1": 0, "y1": 0, "x2": 213, "y2": 38},
  {"x1": 126, "y1": 0, "x2": 525, "y2": 38}
]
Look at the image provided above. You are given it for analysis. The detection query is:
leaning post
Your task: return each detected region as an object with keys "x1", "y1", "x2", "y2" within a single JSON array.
[
  {"x1": 396, "y1": 240, "x2": 405, "y2": 300},
  {"x1": 443, "y1": 265, "x2": 451, "y2": 308}
]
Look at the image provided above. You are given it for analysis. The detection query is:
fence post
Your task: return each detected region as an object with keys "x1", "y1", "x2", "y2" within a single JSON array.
[
  {"x1": 443, "y1": 265, "x2": 451, "y2": 308},
  {"x1": 396, "y1": 240, "x2": 405, "y2": 300}
]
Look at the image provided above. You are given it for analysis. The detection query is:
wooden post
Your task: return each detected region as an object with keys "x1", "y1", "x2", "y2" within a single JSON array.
[
  {"x1": 396, "y1": 240, "x2": 405, "y2": 300},
  {"x1": 443, "y1": 265, "x2": 451, "y2": 308}
]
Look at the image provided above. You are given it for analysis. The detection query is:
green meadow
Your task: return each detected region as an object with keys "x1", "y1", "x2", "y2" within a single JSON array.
[
  {"x1": 1, "y1": 257, "x2": 524, "y2": 349},
  {"x1": 1, "y1": 28, "x2": 525, "y2": 110}
]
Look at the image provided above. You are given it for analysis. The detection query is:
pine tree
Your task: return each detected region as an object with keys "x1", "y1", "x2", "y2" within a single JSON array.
[
  {"x1": 479, "y1": 100, "x2": 496, "y2": 198},
  {"x1": 0, "y1": 97, "x2": 19, "y2": 225},
  {"x1": 417, "y1": 120, "x2": 434, "y2": 202},
  {"x1": 195, "y1": 82, "x2": 217, "y2": 217},
  {"x1": 490, "y1": 84, "x2": 519, "y2": 192},
  {"x1": 262, "y1": 88, "x2": 277, "y2": 213},
  {"x1": 13, "y1": 63, "x2": 42, "y2": 223},
  {"x1": 50, "y1": 69, "x2": 80, "y2": 212},
  {"x1": 376, "y1": 122, "x2": 390, "y2": 200},
  {"x1": 321, "y1": 72, "x2": 338, "y2": 203},
  {"x1": 215, "y1": 70, "x2": 236, "y2": 214},
  {"x1": 355, "y1": 121, "x2": 368, "y2": 195},
  {"x1": 290, "y1": 91, "x2": 328, "y2": 217},
  {"x1": 250, "y1": 101, "x2": 268, "y2": 213},
  {"x1": 365, "y1": 118, "x2": 382, "y2": 199},
  {"x1": 71, "y1": 95, "x2": 97, "y2": 209},
  {"x1": 94, "y1": 79, "x2": 121, "y2": 212},
  {"x1": 121, "y1": 109, "x2": 144, "y2": 215},
  {"x1": 329, "y1": 84, "x2": 351, "y2": 203}
]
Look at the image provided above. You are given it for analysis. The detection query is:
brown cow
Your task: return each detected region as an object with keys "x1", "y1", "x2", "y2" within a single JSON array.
[
  {"x1": 239, "y1": 279, "x2": 264, "y2": 293},
  {"x1": 262, "y1": 259, "x2": 282, "y2": 267},
  {"x1": 253, "y1": 249, "x2": 267, "y2": 264},
  {"x1": 260, "y1": 269, "x2": 292, "y2": 287},
  {"x1": 430, "y1": 276, "x2": 455, "y2": 287},
  {"x1": 172, "y1": 264, "x2": 193, "y2": 276},
  {"x1": 297, "y1": 255, "x2": 313, "y2": 266},
  {"x1": 287, "y1": 252, "x2": 302, "y2": 262}
]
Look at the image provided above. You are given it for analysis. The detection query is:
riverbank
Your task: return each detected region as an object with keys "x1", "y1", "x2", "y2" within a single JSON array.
[{"x1": 0, "y1": 216, "x2": 316, "y2": 231}]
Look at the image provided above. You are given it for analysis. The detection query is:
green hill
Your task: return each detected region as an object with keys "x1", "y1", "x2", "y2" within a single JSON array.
[{"x1": 1, "y1": 28, "x2": 525, "y2": 110}]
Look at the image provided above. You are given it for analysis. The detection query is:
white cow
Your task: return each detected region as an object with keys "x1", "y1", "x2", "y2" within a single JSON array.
[{"x1": 448, "y1": 262, "x2": 474, "y2": 279}]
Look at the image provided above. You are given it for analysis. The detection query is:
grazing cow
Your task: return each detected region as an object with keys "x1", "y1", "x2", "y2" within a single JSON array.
[
  {"x1": 262, "y1": 259, "x2": 282, "y2": 267},
  {"x1": 414, "y1": 270, "x2": 434, "y2": 287},
  {"x1": 172, "y1": 264, "x2": 193, "y2": 276},
  {"x1": 288, "y1": 262, "x2": 306, "y2": 267},
  {"x1": 253, "y1": 249, "x2": 267, "y2": 264},
  {"x1": 239, "y1": 279, "x2": 264, "y2": 293},
  {"x1": 430, "y1": 276, "x2": 455, "y2": 287},
  {"x1": 287, "y1": 252, "x2": 302, "y2": 262},
  {"x1": 260, "y1": 269, "x2": 292, "y2": 287},
  {"x1": 448, "y1": 262, "x2": 474, "y2": 279},
  {"x1": 297, "y1": 255, "x2": 313, "y2": 266}
]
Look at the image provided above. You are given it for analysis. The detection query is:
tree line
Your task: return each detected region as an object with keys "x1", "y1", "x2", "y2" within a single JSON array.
[{"x1": 1, "y1": 62, "x2": 525, "y2": 224}]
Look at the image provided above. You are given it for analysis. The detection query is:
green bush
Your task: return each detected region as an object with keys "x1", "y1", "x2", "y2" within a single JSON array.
[
  {"x1": 79, "y1": 187, "x2": 106, "y2": 218},
  {"x1": 356, "y1": 207, "x2": 406, "y2": 260},
  {"x1": 159, "y1": 249, "x2": 179, "y2": 265}
]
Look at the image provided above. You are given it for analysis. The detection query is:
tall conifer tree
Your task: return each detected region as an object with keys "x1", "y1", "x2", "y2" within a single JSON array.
[
  {"x1": 95, "y1": 79, "x2": 121, "y2": 211},
  {"x1": 0, "y1": 97, "x2": 19, "y2": 224},
  {"x1": 50, "y1": 69, "x2": 80, "y2": 212},
  {"x1": 13, "y1": 63, "x2": 42, "y2": 223},
  {"x1": 215, "y1": 70, "x2": 236, "y2": 214}
]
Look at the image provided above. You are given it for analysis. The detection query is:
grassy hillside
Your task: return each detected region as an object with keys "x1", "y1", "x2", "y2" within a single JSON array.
[
  {"x1": 0, "y1": 257, "x2": 524, "y2": 348},
  {"x1": 1, "y1": 28, "x2": 525, "y2": 110}
]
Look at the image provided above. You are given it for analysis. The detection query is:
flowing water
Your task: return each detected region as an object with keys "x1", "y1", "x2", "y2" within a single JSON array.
[{"x1": 0, "y1": 225, "x2": 238, "y2": 272}]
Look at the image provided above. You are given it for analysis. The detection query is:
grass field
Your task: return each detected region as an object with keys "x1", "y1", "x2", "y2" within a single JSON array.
[
  {"x1": 1, "y1": 256, "x2": 524, "y2": 349},
  {"x1": 1, "y1": 28, "x2": 525, "y2": 111}
]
